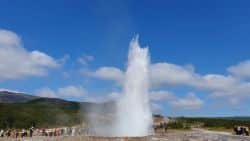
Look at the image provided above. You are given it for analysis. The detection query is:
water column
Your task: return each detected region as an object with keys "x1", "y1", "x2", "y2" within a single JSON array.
[{"x1": 115, "y1": 36, "x2": 153, "y2": 136}]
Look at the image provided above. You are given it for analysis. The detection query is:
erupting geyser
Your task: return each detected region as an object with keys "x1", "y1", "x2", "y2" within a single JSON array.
[
  {"x1": 86, "y1": 36, "x2": 153, "y2": 137},
  {"x1": 114, "y1": 36, "x2": 153, "y2": 136}
]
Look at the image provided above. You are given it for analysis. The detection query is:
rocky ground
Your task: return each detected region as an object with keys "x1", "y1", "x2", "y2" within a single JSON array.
[
  {"x1": 1, "y1": 129, "x2": 250, "y2": 141},
  {"x1": 153, "y1": 129, "x2": 250, "y2": 141}
]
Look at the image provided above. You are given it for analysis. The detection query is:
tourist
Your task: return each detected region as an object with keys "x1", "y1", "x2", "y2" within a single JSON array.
[
  {"x1": 21, "y1": 129, "x2": 27, "y2": 138},
  {"x1": 61, "y1": 128, "x2": 65, "y2": 136},
  {"x1": 29, "y1": 126, "x2": 34, "y2": 137},
  {"x1": 15, "y1": 130, "x2": 19, "y2": 138},
  {"x1": 33, "y1": 128, "x2": 40, "y2": 136},
  {"x1": 246, "y1": 127, "x2": 249, "y2": 136},
  {"x1": 0, "y1": 129, "x2": 4, "y2": 137},
  {"x1": 6, "y1": 129, "x2": 11, "y2": 137},
  {"x1": 72, "y1": 127, "x2": 75, "y2": 136},
  {"x1": 42, "y1": 128, "x2": 46, "y2": 136},
  {"x1": 11, "y1": 129, "x2": 16, "y2": 138}
]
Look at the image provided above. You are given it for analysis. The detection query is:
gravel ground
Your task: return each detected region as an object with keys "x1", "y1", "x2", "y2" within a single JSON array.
[
  {"x1": 1, "y1": 129, "x2": 250, "y2": 141},
  {"x1": 153, "y1": 129, "x2": 250, "y2": 141}
]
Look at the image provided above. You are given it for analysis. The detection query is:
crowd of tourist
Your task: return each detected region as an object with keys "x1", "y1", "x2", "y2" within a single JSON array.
[{"x1": 0, "y1": 126, "x2": 90, "y2": 138}]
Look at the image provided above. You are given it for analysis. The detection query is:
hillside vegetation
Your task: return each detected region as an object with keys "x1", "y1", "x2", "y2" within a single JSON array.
[
  {"x1": 0, "y1": 98, "x2": 83, "y2": 129},
  {"x1": 168, "y1": 117, "x2": 250, "y2": 130},
  {"x1": 0, "y1": 96, "x2": 116, "y2": 129}
]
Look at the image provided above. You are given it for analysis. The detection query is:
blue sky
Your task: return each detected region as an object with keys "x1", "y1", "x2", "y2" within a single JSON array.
[{"x1": 1, "y1": 0, "x2": 250, "y2": 116}]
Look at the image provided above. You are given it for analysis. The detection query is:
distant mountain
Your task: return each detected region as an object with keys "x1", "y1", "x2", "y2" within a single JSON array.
[{"x1": 0, "y1": 91, "x2": 38, "y2": 103}]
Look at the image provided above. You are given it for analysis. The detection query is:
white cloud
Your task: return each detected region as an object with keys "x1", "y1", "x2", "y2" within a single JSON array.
[
  {"x1": 91, "y1": 67, "x2": 124, "y2": 84},
  {"x1": 87, "y1": 59, "x2": 250, "y2": 105},
  {"x1": 150, "y1": 90, "x2": 175, "y2": 101},
  {"x1": 35, "y1": 85, "x2": 86, "y2": 99},
  {"x1": 151, "y1": 103, "x2": 162, "y2": 113},
  {"x1": 149, "y1": 62, "x2": 247, "y2": 105},
  {"x1": 84, "y1": 91, "x2": 121, "y2": 103},
  {"x1": 90, "y1": 62, "x2": 237, "y2": 91},
  {"x1": 228, "y1": 60, "x2": 250, "y2": 78},
  {"x1": 195, "y1": 74, "x2": 237, "y2": 91},
  {"x1": 59, "y1": 54, "x2": 70, "y2": 65},
  {"x1": 170, "y1": 93, "x2": 203, "y2": 110},
  {"x1": 150, "y1": 62, "x2": 237, "y2": 91},
  {"x1": 0, "y1": 29, "x2": 21, "y2": 46},
  {"x1": 150, "y1": 63, "x2": 197, "y2": 86},
  {"x1": 88, "y1": 63, "x2": 198, "y2": 88},
  {"x1": 78, "y1": 54, "x2": 94, "y2": 65},
  {"x1": 150, "y1": 90, "x2": 204, "y2": 110},
  {"x1": 57, "y1": 85, "x2": 86, "y2": 97},
  {"x1": 211, "y1": 82, "x2": 250, "y2": 104},
  {"x1": 0, "y1": 29, "x2": 59, "y2": 80},
  {"x1": 35, "y1": 88, "x2": 57, "y2": 98}
]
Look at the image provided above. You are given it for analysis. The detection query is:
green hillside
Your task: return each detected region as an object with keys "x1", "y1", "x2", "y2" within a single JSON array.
[
  {"x1": 0, "y1": 97, "x2": 116, "y2": 129},
  {"x1": 0, "y1": 98, "x2": 85, "y2": 129}
]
